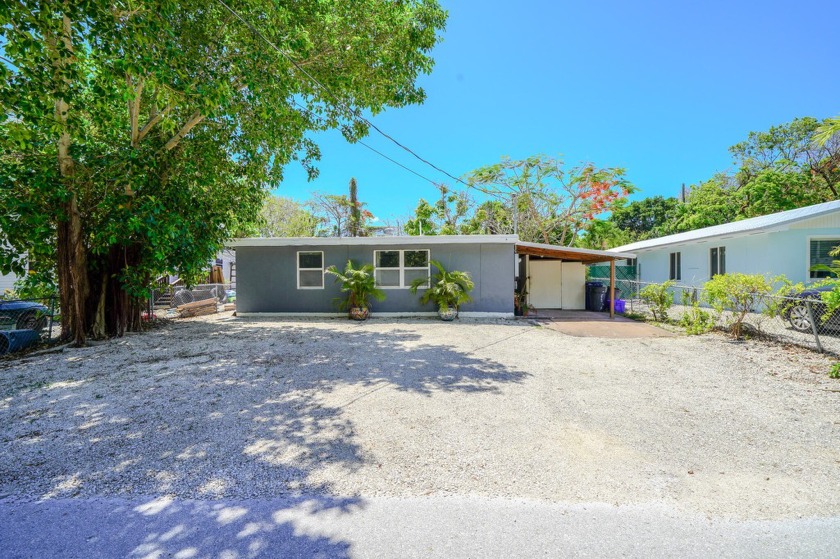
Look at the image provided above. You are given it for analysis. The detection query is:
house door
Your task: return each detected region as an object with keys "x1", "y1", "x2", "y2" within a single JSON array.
[{"x1": 529, "y1": 260, "x2": 563, "y2": 309}]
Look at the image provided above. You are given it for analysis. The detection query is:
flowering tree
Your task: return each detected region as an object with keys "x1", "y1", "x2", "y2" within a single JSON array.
[{"x1": 465, "y1": 155, "x2": 635, "y2": 245}]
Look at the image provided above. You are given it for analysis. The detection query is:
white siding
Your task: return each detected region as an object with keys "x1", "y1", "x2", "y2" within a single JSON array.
[
  {"x1": 0, "y1": 272, "x2": 19, "y2": 294},
  {"x1": 636, "y1": 223, "x2": 840, "y2": 287}
]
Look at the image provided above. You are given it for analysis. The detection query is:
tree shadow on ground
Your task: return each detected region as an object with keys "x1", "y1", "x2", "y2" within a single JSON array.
[
  {"x1": 3, "y1": 495, "x2": 358, "y2": 559},
  {"x1": 0, "y1": 318, "x2": 530, "y2": 524}
]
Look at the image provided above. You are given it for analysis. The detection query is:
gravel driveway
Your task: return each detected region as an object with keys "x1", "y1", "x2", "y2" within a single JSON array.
[{"x1": 1, "y1": 314, "x2": 839, "y2": 521}]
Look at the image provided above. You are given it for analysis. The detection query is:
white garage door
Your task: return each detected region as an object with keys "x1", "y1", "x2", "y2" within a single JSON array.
[{"x1": 529, "y1": 260, "x2": 563, "y2": 309}]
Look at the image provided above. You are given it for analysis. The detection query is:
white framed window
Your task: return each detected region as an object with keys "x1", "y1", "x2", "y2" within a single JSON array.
[
  {"x1": 809, "y1": 238, "x2": 840, "y2": 280},
  {"x1": 669, "y1": 252, "x2": 681, "y2": 281},
  {"x1": 374, "y1": 249, "x2": 430, "y2": 289},
  {"x1": 297, "y1": 251, "x2": 324, "y2": 289},
  {"x1": 710, "y1": 246, "x2": 726, "y2": 277}
]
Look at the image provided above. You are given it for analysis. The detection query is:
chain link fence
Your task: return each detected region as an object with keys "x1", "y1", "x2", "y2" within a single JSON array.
[
  {"x1": 0, "y1": 297, "x2": 61, "y2": 355},
  {"x1": 590, "y1": 277, "x2": 839, "y2": 355}
]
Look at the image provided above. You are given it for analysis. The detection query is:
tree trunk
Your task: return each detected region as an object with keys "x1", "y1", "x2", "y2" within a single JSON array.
[{"x1": 55, "y1": 195, "x2": 89, "y2": 345}]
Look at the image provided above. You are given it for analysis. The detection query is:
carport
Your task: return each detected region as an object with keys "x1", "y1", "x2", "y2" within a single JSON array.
[{"x1": 515, "y1": 241, "x2": 636, "y2": 319}]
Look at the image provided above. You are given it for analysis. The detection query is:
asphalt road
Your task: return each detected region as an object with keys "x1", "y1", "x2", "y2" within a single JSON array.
[{"x1": 2, "y1": 495, "x2": 839, "y2": 558}]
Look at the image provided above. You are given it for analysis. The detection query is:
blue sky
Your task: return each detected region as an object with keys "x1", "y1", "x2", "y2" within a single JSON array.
[{"x1": 278, "y1": 0, "x2": 840, "y2": 224}]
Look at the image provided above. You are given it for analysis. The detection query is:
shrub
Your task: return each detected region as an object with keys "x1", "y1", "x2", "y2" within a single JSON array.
[
  {"x1": 830, "y1": 362, "x2": 840, "y2": 379},
  {"x1": 704, "y1": 273, "x2": 773, "y2": 339},
  {"x1": 325, "y1": 260, "x2": 386, "y2": 314},
  {"x1": 410, "y1": 260, "x2": 474, "y2": 313},
  {"x1": 639, "y1": 280, "x2": 674, "y2": 322},
  {"x1": 679, "y1": 291, "x2": 715, "y2": 335}
]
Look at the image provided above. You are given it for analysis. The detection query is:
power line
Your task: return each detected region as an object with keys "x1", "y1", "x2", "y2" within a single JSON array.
[
  {"x1": 213, "y1": 0, "x2": 468, "y2": 188},
  {"x1": 289, "y1": 99, "x2": 439, "y2": 186}
]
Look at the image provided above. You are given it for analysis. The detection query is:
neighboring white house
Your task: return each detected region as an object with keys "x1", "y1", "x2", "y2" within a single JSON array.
[
  {"x1": 612, "y1": 200, "x2": 840, "y2": 287},
  {"x1": 0, "y1": 270, "x2": 20, "y2": 294}
]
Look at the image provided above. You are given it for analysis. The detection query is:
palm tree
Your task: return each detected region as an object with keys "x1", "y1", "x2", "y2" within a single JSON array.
[
  {"x1": 410, "y1": 260, "x2": 474, "y2": 315},
  {"x1": 325, "y1": 260, "x2": 386, "y2": 318}
]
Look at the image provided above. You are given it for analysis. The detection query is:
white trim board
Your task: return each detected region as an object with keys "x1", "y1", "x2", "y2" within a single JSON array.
[{"x1": 230, "y1": 235, "x2": 519, "y2": 248}]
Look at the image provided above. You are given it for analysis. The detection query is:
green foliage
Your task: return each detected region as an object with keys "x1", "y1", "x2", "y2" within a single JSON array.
[
  {"x1": 730, "y1": 116, "x2": 840, "y2": 199},
  {"x1": 259, "y1": 196, "x2": 319, "y2": 237},
  {"x1": 704, "y1": 273, "x2": 773, "y2": 339},
  {"x1": 829, "y1": 362, "x2": 840, "y2": 379},
  {"x1": 0, "y1": 0, "x2": 447, "y2": 337},
  {"x1": 639, "y1": 280, "x2": 674, "y2": 322},
  {"x1": 820, "y1": 282, "x2": 840, "y2": 323},
  {"x1": 410, "y1": 260, "x2": 474, "y2": 312},
  {"x1": 405, "y1": 185, "x2": 472, "y2": 236},
  {"x1": 815, "y1": 116, "x2": 840, "y2": 146},
  {"x1": 465, "y1": 155, "x2": 635, "y2": 245},
  {"x1": 678, "y1": 291, "x2": 715, "y2": 335},
  {"x1": 325, "y1": 260, "x2": 385, "y2": 311},
  {"x1": 404, "y1": 199, "x2": 439, "y2": 236},
  {"x1": 608, "y1": 196, "x2": 681, "y2": 242},
  {"x1": 577, "y1": 220, "x2": 630, "y2": 250},
  {"x1": 463, "y1": 200, "x2": 513, "y2": 235},
  {"x1": 12, "y1": 269, "x2": 59, "y2": 300}
]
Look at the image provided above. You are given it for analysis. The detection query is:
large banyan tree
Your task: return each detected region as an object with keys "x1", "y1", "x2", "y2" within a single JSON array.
[{"x1": 0, "y1": 0, "x2": 446, "y2": 343}]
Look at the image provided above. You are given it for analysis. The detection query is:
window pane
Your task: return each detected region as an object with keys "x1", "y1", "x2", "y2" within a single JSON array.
[
  {"x1": 719, "y1": 247, "x2": 725, "y2": 274},
  {"x1": 375, "y1": 269, "x2": 400, "y2": 287},
  {"x1": 404, "y1": 250, "x2": 429, "y2": 268},
  {"x1": 299, "y1": 252, "x2": 323, "y2": 269},
  {"x1": 299, "y1": 269, "x2": 323, "y2": 288},
  {"x1": 405, "y1": 269, "x2": 430, "y2": 288},
  {"x1": 811, "y1": 240, "x2": 839, "y2": 278},
  {"x1": 710, "y1": 248, "x2": 718, "y2": 276},
  {"x1": 376, "y1": 251, "x2": 400, "y2": 268}
]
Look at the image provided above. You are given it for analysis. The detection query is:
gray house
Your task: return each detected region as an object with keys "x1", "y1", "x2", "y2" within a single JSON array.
[
  {"x1": 230, "y1": 235, "x2": 634, "y2": 318},
  {"x1": 611, "y1": 200, "x2": 840, "y2": 287}
]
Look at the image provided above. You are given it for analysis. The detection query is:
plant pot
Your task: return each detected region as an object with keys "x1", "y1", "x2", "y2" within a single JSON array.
[
  {"x1": 349, "y1": 307, "x2": 370, "y2": 321},
  {"x1": 437, "y1": 307, "x2": 458, "y2": 321}
]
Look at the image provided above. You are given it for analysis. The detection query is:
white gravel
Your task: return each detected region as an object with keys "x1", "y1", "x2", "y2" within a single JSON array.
[{"x1": 1, "y1": 313, "x2": 838, "y2": 520}]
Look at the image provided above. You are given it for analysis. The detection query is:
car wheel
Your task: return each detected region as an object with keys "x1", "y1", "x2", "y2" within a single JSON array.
[
  {"x1": 788, "y1": 303, "x2": 814, "y2": 333},
  {"x1": 16, "y1": 310, "x2": 47, "y2": 331}
]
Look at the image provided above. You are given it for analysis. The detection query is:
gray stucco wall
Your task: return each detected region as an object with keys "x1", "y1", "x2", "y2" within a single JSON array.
[{"x1": 236, "y1": 242, "x2": 515, "y2": 314}]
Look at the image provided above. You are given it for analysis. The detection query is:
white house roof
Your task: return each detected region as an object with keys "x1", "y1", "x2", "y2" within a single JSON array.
[
  {"x1": 612, "y1": 200, "x2": 840, "y2": 253},
  {"x1": 229, "y1": 235, "x2": 520, "y2": 247}
]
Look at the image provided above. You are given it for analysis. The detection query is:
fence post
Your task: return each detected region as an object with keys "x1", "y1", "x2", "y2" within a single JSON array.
[
  {"x1": 48, "y1": 296, "x2": 55, "y2": 340},
  {"x1": 805, "y1": 300, "x2": 823, "y2": 353}
]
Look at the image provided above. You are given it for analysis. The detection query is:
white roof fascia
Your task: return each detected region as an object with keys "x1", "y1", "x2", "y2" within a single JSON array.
[
  {"x1": 612, "y1": 200, "x2": 840, "y2": 253},
  {"x1": 515, "y1": 240, "x2": 636, "y2": 260},
  {"x1": 229, "y1": 235, "x2": 520, "y2": 248}
]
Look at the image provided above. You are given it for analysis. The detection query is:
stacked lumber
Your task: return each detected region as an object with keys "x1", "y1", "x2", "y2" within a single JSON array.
[{"x1": 177, "y1": 298, "x2": 217, "y2": 318}]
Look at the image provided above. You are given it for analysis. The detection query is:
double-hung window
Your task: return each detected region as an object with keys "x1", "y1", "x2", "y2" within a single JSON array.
[
  {"x1": 669, "y1": 252, "x2": 681, "y2": 281},
  {"x1": 710, "y1": 246, "x2": 726, "y2": 277},
  {"x1": 297, "y1": 251, "x2": 324, "y2": 289},
  {"x1": 374, "y1": 249, "x2": 430, "y2": 289},
  {"x1": 810, "y1": 239, "x2": 840, "y2": 279}
]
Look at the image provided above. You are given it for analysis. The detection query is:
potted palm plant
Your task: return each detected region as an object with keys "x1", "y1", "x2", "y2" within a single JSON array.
[
  {"x1": 325, "y1": 260, "x2": 386, "y2": 320},
  {"x1": 410, "y1": 260, "x2": 475, "y2": 320}
]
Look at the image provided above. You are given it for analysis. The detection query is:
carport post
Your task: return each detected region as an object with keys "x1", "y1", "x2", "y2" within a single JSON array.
[{"x1": 609, "y1": 259, "x2": 615, "y2": 319}]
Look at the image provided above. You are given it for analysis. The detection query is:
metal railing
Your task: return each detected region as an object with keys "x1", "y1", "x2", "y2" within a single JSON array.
[{"x1": 590, "y1": 277, "x2": 839, "y2": 355}]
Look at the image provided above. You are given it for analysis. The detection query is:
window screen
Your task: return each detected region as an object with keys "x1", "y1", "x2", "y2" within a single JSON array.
[
  {"x1": 669, "y1": 252, "x2": 681, "y2": 281},
  {"x1": 810, "y1": 239, "x2": 840, "y2": 279},
  {"x1": 297, "y1": 251, "x2": 324, "y2": 288},
  {"x1": 374, "y1": 249, "x2": 430, "y2": 288}
]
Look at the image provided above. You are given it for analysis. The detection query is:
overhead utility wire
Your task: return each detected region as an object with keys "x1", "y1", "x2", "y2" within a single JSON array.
[
  {"x1": 289, "y1": 99, "x2": 439, "y2": 186},
  {"x1": 213, "y1": 0, "x2": 469, "y2": 187}
]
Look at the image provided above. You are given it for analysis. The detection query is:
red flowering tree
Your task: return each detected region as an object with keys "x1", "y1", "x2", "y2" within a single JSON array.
[{"x1": 465, "y1": 155, "x2": 635, "y2": 245}]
